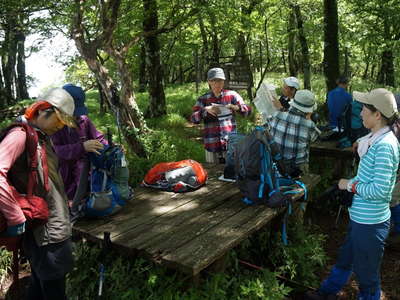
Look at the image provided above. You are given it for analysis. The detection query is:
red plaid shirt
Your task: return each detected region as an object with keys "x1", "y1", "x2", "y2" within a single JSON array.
[{"x1": 191, "y1": 89, "x2": 251, "y2": 152}]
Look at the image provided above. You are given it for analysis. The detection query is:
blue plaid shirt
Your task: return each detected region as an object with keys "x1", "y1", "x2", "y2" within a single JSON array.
[{"x1": 268, "y1": 108, "x2": 320, "y2": 166}]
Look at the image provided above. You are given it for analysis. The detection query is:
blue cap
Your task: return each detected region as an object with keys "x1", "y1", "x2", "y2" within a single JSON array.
[{"x1": 62, "y1": 84, "x2": 88, "y2": 117}]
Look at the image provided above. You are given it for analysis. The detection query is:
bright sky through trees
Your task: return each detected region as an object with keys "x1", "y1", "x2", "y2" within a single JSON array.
[{"x1": 26, "y1": 32, "x2": 76, "y2": 97}]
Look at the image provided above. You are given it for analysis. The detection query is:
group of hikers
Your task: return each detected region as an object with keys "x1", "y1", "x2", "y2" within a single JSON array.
[
  {"x1": 0, "y1": 66, "x2": 399, "y2": 299},
  {"x1": 192, "y1": 67, "x2": 400, "y2": 300}
]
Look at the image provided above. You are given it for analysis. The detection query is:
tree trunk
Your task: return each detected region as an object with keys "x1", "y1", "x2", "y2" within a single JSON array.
[
  {"x1": 288, "y1": 9, "x2": 297, "y2": 77},
  {"x1": 293, "y1": 4, "x2": 311, "y2": 90},
  {"x1": 3, "y1": 15, "x2": 18, "y2": 103},
  {"x1": 143, "y1": 0, "x2": 166, "y2": 118},
  {"x1": 72, "y1": 0, "x2": 148, "y2": 157},
  {"x1": 235, "y1": 34, "x2": 254, "y2": 100},
  {"x1": 209, "y1": 12, "x2": 220, "y2": 67},
  {"x1": 138, "y1": 43, "x2": 147, "y2": 92},
  {"x1": 377, "y1": 50, "x2": 395, "y2": 87},
  {"x1": 343, "y1": 47, "x2": 351, "y2": 78},
  {"x1": 323, "y1": 0, "x2": 339, "y2": 92},
  {"x1": 281, "y1": 49, "x2": 287, "y2": 73},
  {"x1": 16, "y1": 30, "x2": 29, "y2": 100},
  {"x1": 197, "y1": 16, "x2": 208, "y2": 80}
]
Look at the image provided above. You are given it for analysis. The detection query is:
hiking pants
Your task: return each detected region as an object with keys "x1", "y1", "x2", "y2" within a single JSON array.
[
  {"x1": 319, "y1": 219, "x2": 390, "y2": 299},
  {"x1": 26, "y1": 270, "x2": 67, "y2": 300},
  {"x1": 390, "y1": 204, "x2": 400, "y2": 234}
]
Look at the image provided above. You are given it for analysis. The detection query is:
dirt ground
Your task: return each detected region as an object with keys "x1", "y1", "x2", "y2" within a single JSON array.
[{"x1": 308, "y1": 209, "x2": 400, "y2": 300}]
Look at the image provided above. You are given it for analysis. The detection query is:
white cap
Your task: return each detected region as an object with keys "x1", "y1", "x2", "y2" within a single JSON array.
[
  {"x1": 39, "y1": 88, "x2": 76, "y2": 127},
  {"x1": 353, "y1": 88, "x2": 397, "y2": 118},
  {"x1": 283, "y1": 77, "x2": 300, "y2": 90},
  {"x1": 290, "y1": 89, "x2": 317, "y2": 113}
]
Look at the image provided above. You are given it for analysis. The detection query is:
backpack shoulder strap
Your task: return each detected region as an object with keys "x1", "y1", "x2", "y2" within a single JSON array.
[{"x1": 2, "y1": 123, "x2": 49, "y2": 195}]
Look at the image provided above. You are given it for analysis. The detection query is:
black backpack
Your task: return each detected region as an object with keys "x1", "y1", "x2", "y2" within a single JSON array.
[
  {"x1": 337, "y1": 101, "x2": 369, "y2": 148},
  {"x1": 234, "y1": 127, "x2": 304, "y2": 208}
]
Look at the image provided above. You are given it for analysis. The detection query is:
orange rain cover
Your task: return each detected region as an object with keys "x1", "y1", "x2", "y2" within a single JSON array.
[{"x1": 143, "y1": 159, "x2": 207, "y2": 186}]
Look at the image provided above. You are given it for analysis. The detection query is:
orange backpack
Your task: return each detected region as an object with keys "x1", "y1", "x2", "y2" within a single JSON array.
[{"x1": 142, "y1": 159, "x2": 207, "y2": 192}]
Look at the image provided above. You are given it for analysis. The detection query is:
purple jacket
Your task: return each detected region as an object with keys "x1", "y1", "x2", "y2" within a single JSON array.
[{"x1": 51, "y1": 115, "x2": 108, "y2": 200}]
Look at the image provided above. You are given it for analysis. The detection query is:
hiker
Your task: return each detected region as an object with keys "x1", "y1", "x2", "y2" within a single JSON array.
[
  {"x1": 272, "y1": 76, "x2": 300, "y2": 112},
  {"x1": 306, "y1": 88, "x2": 399, "y2": 300},
  {"x1": 0, "y1": 88, "x2": 76, "y2": 299},
  {"x1": 327, "y1": 76, "x2": 352, "y2": 130},
  {"x1": 191, "y1": 67, "x2": 251, "y2": 163},
  {"x1": 268, "y1": 89, "x2": 320, "y2": 176},
  {"x1": 51, "y1": 84, "x2": 108, "y2": 220}
]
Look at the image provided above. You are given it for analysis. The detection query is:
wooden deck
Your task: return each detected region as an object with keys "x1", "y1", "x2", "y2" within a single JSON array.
[{"x1": 73, "y1": 164, "x2": 320, "y2": 276}]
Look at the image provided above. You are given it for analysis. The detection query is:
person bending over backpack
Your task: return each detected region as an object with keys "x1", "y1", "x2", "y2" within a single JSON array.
[
  {"x1": 306, "y1": 88, "x2": 399, "y2": 300},
  {"x1": 268, "y1": 89, "x2": 320, "y2": 175},
  {"x1": 51, "y1": 84, "x2": 108, "y2": 220},
  {"x1": 0, "y1": 88, "x2": 76, "y2": 300},
  {"x1": 191, "y1": 68, "x2": 251, "y2": 163}
]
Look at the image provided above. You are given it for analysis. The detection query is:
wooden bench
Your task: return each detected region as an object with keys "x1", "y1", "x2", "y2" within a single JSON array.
[
  {"x1": 310, "y1": 140, "x2": 354, "y2": 178},
  {"x1": 73, "y1": 164, "x2": 320, "y2": 277}
]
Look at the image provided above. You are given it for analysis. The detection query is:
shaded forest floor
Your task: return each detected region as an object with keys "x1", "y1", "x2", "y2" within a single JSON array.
[{"x1": 305, "y1": 207, "x2": 400, "y2": 300}]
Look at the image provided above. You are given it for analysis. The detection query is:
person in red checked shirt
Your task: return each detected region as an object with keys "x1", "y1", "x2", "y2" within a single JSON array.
[{"x1": 191, "y1": 67, "x2": 251, "y2": 163}]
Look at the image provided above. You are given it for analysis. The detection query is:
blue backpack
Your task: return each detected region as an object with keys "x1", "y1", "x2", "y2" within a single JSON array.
[
  {"x1": 234, "y1": 127, "x2": 305, "y2": 208},
  {"x1": 85, "y1": 145, "x2": 133, "y2": 217}
]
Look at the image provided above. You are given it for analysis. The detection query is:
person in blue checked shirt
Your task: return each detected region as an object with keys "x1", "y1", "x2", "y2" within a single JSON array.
[
  {"x1": 306, "y1": 88, "x2": 399, "y2": 300},
  {"x1": 268, "y1": 89, "x2": 320, "y2": 176}
]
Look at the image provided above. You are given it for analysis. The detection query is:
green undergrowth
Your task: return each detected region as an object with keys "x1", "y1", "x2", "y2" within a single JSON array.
[{"x1": 66, "y1": 219, "x2": 326, "y2": 299}]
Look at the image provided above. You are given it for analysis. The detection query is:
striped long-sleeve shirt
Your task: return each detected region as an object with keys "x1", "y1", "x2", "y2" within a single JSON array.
[
  {"x1": 191, "y1": 89, "x2": 251, "y2": 153},
  {"x1": 349, "y1": 131, "x2": 400, "y2": 224}
]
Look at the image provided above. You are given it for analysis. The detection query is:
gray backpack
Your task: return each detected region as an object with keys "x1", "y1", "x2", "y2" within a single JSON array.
[{"x1": 234, "y1": 126, "x2": 299, "y2": 207}]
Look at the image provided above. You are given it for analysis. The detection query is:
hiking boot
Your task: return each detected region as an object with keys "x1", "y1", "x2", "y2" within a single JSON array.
[{"x1": 304, "y1": 290, "x2": 337, "y2": 300}]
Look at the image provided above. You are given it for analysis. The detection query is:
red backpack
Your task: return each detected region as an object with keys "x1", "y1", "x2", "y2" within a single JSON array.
[
  {"x1": 0, "y1": 123, "x2": 50, "y2": 250},
  {"x1": 142, "y1": 159, "x2": 207, "y2": 192}
]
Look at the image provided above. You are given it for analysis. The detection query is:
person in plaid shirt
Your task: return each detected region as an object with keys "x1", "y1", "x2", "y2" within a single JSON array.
[
  {"x1": 191, "y1": 68, "x2": 251, "y2": 162},
  {"x1": 268, "y1": 89, "x2": 320, "y2": 174}
]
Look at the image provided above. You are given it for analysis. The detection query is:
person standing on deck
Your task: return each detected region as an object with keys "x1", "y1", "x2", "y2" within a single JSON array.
[{"x1": 191, "y1": 67, "x2": 251, "y2": 163}]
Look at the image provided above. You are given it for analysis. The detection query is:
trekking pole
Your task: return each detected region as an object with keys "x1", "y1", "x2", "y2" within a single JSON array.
[
  {"x1": 98, "y1": 264, "x2": 105, "y2": 298},
  {"x1": 335, "y1": 205, "x2": 343, "y2": 228}
]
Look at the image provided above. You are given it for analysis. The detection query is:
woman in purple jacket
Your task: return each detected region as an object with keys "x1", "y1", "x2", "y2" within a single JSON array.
[{"x1": 51, "y1": 84, "x2": 107, "y2": 220}]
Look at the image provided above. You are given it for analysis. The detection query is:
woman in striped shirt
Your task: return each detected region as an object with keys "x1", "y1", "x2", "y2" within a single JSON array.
[{"x1": 306, "y1": 88, "x2": 399, "y2": 300}]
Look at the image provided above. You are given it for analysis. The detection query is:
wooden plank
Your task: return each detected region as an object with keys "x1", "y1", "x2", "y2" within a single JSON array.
[
  {"x1": 109, "y1": 181, "x2": 242, "y2": 248},
  {"x1": 162, "y1": 200, "x2": 279, "y2": 275},
  {"x1": 74, "y1": 167, "x2": 231, "y2": 241},
  {"x1": 310, "y1": 140, "x2": 353, "y2": 159},
  {"x1": 129, "y1": 195, "x2": 247, "y2": 255}
]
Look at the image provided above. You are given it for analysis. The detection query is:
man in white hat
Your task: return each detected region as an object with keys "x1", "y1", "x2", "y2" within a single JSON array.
[
  {"x1": 0, "y1": 88, "x2": 76, "y2": 299},
  {"x1": 272, "y1": 76, "x2": 300, "y2": 112},
  {"x1": 191, "y1": 67, "x2": 251, "y2": 163},
  {"x1": 268, "y1": 89, "x2": 320, "y2": 175}
]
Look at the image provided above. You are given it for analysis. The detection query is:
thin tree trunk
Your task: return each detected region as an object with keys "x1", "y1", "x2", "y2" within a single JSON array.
[
  {"x1": 323, "y1": 0, "x2": 339, "y2": 92},
  {"x1": 293, "y1": 4, "x2": 311, "y2": 90},
  {"x1": 288, "y1": 9, "x2": 297, "y2": 77},
  {"x1": 197, "y1": 16, "x2": 208, "y2": 80},
  {"x1": 209, "y1": 12, "x2": 219, "y2": 67},
  {"x1": 3, "y1": 15, "x2": 18, "y2": 103},
  {"x1": 343, "y1": 47, "x2": 351, "y2": 77},
  {"x1": 143, "y1": 0, "x2": 166, "y2": 118},
  {"x1": 16, "y1": 30, "x2": 29, "y2": 100}
]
